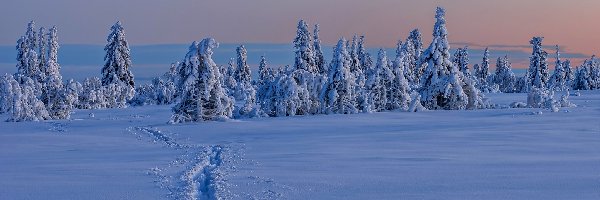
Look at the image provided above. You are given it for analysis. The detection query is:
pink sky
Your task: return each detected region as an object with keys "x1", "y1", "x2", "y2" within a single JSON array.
[{"x1": 1, "y1": 0, "x2": 599, "y2": 67}]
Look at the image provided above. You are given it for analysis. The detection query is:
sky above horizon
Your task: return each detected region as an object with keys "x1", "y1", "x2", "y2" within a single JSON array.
[{"x1": 1, "y1": 0, "x2": 599, "y2": 67}]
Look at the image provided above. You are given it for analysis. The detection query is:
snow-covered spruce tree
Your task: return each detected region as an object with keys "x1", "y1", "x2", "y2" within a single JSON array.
[
  {"x1": 15, "y1": 36, "x2": 39, "y2": 84},
  {"x1": 170, "y1": 38, "x2": 234, "y2": 123},
  {"x1": 573, "y1": 56, "x2": 600, "y2": 90},
  {"x1": 526, "y1": 37, "x2": 557, "y2": 109},
  {"x1": 397, "y1": 37, "x2": 418, "y2": 89},
  {"x1": 221, "y1": 58, "x2": 238, "y2": 97},
  {"x1": 234, "y1": 45, "x2": 251, "y2": 87},
  {"x1": 408, "y1": 29, "x2": 424, "y2": 87},
  {"x1": 418, "y1": 7, "x2": 472, "y2": 110},
  {"x1": 321, "y1": 38, "x2": 357, "y2": 114},
  {"x1": 527, "y1": 37, "x2": 550, "y2": 91},
  {"x1": 549, "y1": 46, "x2": 570, "y2": 91},
  {"x1": 42, "y1": 26, "x2": 72, "y2": 119},
  {"x1": 256, "y1": 57, "x2": 283, "y2": 117},
  {"x1": 355, "y1": 35, "x2": 374, "y2": 113},
  {"x1": 0, "y1": 74, "x2": 20, "y2": 114},
  {"x1": 389, "y1": 43, "x2": 411, "y2": 111},
  {"x1": 365, "y1": 49, "x2": 391, "y2": 112},
  {"x1": 233, "y1": 45, "x2": 256, "y2": 103},
  {"x1": 101, "y1": 21, "x2": 134, "y2": 107},
  {"x1": 452, "y1": 46, "x2": 472, "y2": 78},
  {"x1": 313, "y1": 24, "x2": 326, "y2": 75},
  {"x1": 293, "y1": 20, "x2": 317, "y2": 74},
  {"x1": 231, "y1": 45, "x2": 261, "y2": 118},
  {"x1": 514, "y1": 71, "x2": 529, "y2": 93},
  {"x1": 37, "y1": 26, "x2": 47, "y2": 83},
  {"x1": 494, "y1": 56, "x2": 517, "y2": 93},
  {"x1": 8, "y1": 77, "x2": 50, "y2": 122},
  {"x1": 176, "y1": 42, "x2": 204, "y2": 95},
  {"x1": 473, "y1": 48, "x2": 494, "y2": 92},
  {"x1": 14, "y1": 21, "x2": 41, "y2": 82},
  {"x1": 291, "y1": 20, "x2": 323, "y2": 115}
]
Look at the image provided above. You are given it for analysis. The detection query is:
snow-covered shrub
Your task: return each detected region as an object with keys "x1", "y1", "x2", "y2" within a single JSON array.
[
  {"x1": 77, "y1": 77, "x2": 105, "y2": 109},
  {"x1": 527, "y1": 87, "x2": 559, "y2": 112}
]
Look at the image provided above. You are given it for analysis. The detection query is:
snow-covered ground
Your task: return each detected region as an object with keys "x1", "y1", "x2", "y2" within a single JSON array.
[{"x1": 1, "y1": 91, "x2": 600, "y2": 199}]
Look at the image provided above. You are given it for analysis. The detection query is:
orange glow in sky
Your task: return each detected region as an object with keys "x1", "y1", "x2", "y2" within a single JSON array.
[{"x1": 2, "y1": 0, "x2": 599, "y2": 68}]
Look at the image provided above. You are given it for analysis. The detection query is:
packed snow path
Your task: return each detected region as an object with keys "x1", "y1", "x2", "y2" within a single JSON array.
[{"x1": 130, "y1": 126, "x2": 232, "y2": 200}]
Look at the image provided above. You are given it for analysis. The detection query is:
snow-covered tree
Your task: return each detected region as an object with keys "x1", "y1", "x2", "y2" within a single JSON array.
[
  {"x1": 473, "y1": 48, "x2": 494, "y2": 92},
  {"x1": 42, "y1": 26, "x2": 72, "y2": 119},
  {"x1": 389, "y1": 45, "x2": 412, "y2": 111},
  {"x1": 233, "y1": 45, "x2": 256, "y2": 103},
  {"x1": 418, "y1": 7, "x2": 471, "y2": 110},
  {"x1": 452, "y1": 46, "x2": 471, "y2": 78},
  {"x1": 171, "y1": 38, "x2": 234, "y2": 123},
  {"x1": 549, "y1": 46, "x2": 573, "y2": 91},
  {"x1": 102, "y1": 21, "x2": 135, "y2": 89},
  {"x1": 8, "y1": 77, "x2": 50, "y2": 122},
  {"x1": 321, "y1": 38, "x2": 357, "y2": 114},
  {"x1": 573, "y1": 55, "x2": 600, "y2": 90},
  {"x1": 293, "y1": 20, "x2": 316, "y2": 74},
  {"x1": 65, "y1": 79, "x2": 81, "y2": 109},
  {"x1": 408, "y1": 29, "x2": 424, "y2": 87},
  {"x1": 234, "y1": 45, "x2": 251, "y2": 86},
  {"x1": 77, "y1": 77, "x2": 105, "y2": 109},
  {"x1": 494, "y1": 56, "x2": 517, "y2": 93},
  {"x1": 176, "y1": 42, "x2": 200, "y2": 94},
  {"x1": 37, "y1": 26, "x2": 47, "y2": 83},
  {"x1": 290, "y1": 20, "x2": 325, "y2": 115},
  {"x1": 366, "y1": 49, "x2": 391, "y2": 112},
  {"x1": 230, "y1": 45, "x2": 261, "y2": 118},
  {"x1": 15, "y1": 36, "x2": 39, "y2": 83},
  {"x1": 398, "y1": 37, "x2": 418, "y2": 89},
  {"x1": 527, "y1": 37, "x2": 550, "y2": 91},
  {"x1": 0, "y1": 74, "x2": 19, "y2": 114},
  {"x1": 256, "y1": 57, "x2": 282, "y2": 117},
  {"x1": 313, "y1": 24, "x2": 326, "y2": 75}
]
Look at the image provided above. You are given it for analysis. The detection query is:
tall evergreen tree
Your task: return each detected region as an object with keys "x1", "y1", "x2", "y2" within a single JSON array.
[
  {"x1": 527, "y1": 37, "x2": 550, "y2": 90},
  {"x1": 549, "y1": 45, "x2": 573, "y2": 91},
  {"x1": 473, "y1": 48, "x2": 492, "y2": 91},
  {"x1": 321, "y1": 38, "x2": 357, "y2": 114},
  {"x1": 313, "y1": 24, "x2": 326, "y2": 75},
  {"x1": 419, "y1": 7, "x2": 476, "y2": 110},
  {"x1": 234, "y1": 45, "x2": 251, "y2": 86},
  {"x1": 389, "y1": 43, "x2": 412, "y2": 111},
  {"x1": 408, "y1": 29, "x2": 424, "y2": 86},
  {"x1": 494, "y1": 56, "x2": 516, "y2": 93},
  {"x1": 367, "y1": 49, "x2": 390, "y2": 112},
  {"x1": 293, "y1": 20, "x2": 316, "y2": 74},
  {"x1": 37, "y1": 26, "x2": 47, "y2": 83},
  {"x1": 43, "y1": 26, "x2": 72, "y2": 119},
  {"x1": 102, "y1": 21, "x2": 134, "y2": 88},
  {"x1": 171, "y1": 38, "x2": 234, "y2": 123}
]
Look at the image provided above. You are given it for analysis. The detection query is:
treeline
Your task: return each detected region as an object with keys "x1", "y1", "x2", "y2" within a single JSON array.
[{"x1": 1, "y1": 7, "x2": 597, "y2": 122}]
